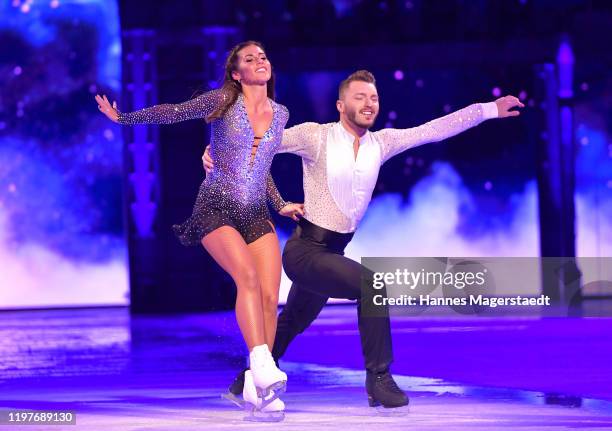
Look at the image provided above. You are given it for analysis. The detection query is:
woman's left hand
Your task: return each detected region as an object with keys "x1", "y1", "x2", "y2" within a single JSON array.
[
  {"x1": 279, "y1": 203, "x2": 305, "y2": 221},
  {"x1": 495, "y1": 95, "x2": 525, "y2": 118}
]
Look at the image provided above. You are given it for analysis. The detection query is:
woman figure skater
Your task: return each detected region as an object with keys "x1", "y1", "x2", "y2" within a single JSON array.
[{"x1": 95, "y1": 41, "x2": 303, "y2": 421}]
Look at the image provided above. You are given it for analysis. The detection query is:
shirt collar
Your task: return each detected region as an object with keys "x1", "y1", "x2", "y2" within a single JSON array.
[{"x1": 334, "y1": 121, "x2": 372, "y2": 146}]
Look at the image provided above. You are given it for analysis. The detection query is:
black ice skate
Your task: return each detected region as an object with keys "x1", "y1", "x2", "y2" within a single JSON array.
[
  {"x1": 366, "y1": 370, "x2": 409, "y2": 413},
  {"x1": 221, "y1": 368, "x2": 247, "y2": 408}
]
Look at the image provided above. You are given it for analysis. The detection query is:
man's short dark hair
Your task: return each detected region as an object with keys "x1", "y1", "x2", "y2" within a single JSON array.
[{"x1": 338, "y1": 70, "x2": 376, "y2": 99}]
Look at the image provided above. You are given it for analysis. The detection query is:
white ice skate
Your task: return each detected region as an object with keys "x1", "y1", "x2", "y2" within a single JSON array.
[
  {"x1": 248, "y1": 344, "x2": 287, "y2": 407},
  {"x1": 242, "y1": 369, "x2": 285, "y2": 422}
]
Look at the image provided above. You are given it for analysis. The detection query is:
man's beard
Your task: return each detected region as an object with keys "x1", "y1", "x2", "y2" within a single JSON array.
[{"x1": 347, "y1": 106, "x2": 377, "y2": 129}]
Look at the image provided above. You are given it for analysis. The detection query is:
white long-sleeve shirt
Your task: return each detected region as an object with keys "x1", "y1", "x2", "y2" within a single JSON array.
[{"x1": 279, "y1": 102, "x2": 499, "y2": 233}]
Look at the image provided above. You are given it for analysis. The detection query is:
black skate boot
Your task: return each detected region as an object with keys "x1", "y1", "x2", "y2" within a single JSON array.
[
  {"x1": 221, "y1": 368, "x2": 248, "y2": 408},
  {"x1": 366, "y1": 370, "x2": 409, "y2": 413}
]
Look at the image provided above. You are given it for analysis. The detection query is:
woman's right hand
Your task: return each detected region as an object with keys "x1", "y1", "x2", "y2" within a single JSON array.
[
  {"x1": 95, "y1": 94, "x2": 119, "y2": 122},
  {"x1": 279, "y1": 203, "x2": 305, "y2": 221}
]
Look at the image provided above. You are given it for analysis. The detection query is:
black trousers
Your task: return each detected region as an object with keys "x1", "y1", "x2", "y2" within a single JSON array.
[{"x1": 271, "y1": 218, "x2": 393, "y2": 373}]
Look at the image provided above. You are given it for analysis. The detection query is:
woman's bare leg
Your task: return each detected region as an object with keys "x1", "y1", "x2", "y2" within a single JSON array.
[
  {"x1": 201, "y1": 226, "x2": 265, "y2": 350},
  {"x1": 247, "y1": 226, "x2": 282, "y2": 350}
]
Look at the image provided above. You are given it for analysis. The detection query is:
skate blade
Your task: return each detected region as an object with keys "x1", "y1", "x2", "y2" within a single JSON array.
[
  {"x1": 221, "y1": 391, "x2": 245, "y2": 409},
  {"x1": 372, "y1": 404, "x2": 410, "y2": 417},
  {"x1": 243, "y1": 403, "x2": 285, "y2": 422},
  {"x1": 256, "y1": 380, "x2": 286, "y2": 408}
]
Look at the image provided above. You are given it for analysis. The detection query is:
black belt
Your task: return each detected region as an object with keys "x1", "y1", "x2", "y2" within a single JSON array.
[{"x1": 295, "y1": 217, "x2": 354, "y2": 252}]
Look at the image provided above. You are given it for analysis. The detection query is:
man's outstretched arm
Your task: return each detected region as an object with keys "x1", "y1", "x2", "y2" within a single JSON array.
[{"x1": 374, "y1": 95, "x2": 524, "y2": 163}]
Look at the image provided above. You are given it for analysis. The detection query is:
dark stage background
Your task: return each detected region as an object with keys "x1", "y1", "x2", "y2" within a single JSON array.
[{"x1": 1, "y1": 0, "x2": 611, "y2": 312}]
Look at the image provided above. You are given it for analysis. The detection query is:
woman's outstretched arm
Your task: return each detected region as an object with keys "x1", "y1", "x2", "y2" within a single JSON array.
[{"x1": 95, "y1": 89, "x2": 227, "y2": 125}]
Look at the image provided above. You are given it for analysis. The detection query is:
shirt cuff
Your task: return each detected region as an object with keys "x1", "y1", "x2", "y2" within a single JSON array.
[{"x1": 480, "y1": 102, "x2": 498, "y2": 120}]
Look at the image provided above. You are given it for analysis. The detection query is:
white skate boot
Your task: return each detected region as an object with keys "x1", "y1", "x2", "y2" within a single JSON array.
[
  {"x1": 248, "y1": 344, "x2": 287, "y2": 408},
  {"x1": 242, "y1": 369, "x2": 285, "y2": 422}
]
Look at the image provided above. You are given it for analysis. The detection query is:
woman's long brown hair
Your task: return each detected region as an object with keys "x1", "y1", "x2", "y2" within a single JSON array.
[{"x1": 206, "y1": 40, "x2": 275, "y2": 123}]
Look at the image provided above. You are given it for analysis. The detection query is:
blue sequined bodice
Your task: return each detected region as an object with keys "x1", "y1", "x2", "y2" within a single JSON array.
[{"x1": 206, "y1": 94, "x2": 287, "y2": 203}]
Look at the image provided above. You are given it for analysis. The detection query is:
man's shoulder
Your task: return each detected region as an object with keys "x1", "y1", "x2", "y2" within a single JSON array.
[
  {"x1": 368, "y1": 126, "x2": 399, "y2": 143},
  {"x1": 288, "y1": 121, "x2": 333, "y2": 131}
]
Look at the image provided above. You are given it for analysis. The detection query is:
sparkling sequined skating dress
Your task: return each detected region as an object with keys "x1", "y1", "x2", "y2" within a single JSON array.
[{"x1": 118, "y1": 89, "x2": 289, "y2": 245}]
